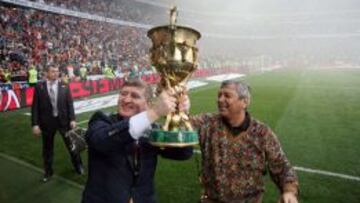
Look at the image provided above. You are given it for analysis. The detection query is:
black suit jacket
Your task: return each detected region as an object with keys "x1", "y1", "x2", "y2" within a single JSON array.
[{"x1": 31, "y1": 80, "x2": 75, "y2": 129}]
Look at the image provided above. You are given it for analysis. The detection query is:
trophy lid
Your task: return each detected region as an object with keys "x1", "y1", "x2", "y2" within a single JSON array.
[{"x1": 147, "y1": 6, "x2": 201, "y2": 46}]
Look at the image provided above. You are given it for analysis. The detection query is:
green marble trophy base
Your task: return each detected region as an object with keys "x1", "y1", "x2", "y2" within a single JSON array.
[{"x1": 149, "y1": 129, "x2": 198, "y2": 147}]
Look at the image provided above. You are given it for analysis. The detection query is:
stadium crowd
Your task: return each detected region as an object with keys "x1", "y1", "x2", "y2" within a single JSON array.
[
  {"x1": 0, "y1": 0, "x2": 270, "y2": 85},
  {"x1": 0, "y1": 2, "x2": 151, "y2": 83}
]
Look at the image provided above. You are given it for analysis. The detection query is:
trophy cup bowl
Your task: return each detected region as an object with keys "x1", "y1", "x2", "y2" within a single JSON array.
[{"x1": 147, "y1": 8, "x2": 201, "y2": 147}]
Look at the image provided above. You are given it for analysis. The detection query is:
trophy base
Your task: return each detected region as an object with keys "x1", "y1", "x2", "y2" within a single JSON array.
[{"x1": 149, "y1": 129, "x2": 198, "y2": 148}]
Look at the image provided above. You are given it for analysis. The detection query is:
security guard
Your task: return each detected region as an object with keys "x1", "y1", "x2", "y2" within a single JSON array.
[
  {"x1": 28, "y1": 65, "x2": 38, "y2": 86},
  {"x1": 103, "y1": 65, "x2": 115, "y2": 79}
]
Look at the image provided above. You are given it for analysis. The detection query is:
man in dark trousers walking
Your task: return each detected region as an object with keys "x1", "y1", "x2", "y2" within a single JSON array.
[{"x1": 31, "y1": 64, "x2": 83, "y2": 182}]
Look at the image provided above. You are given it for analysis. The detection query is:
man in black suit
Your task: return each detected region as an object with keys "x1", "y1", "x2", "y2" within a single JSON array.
[
  {"x1": 81, "y1": 79, "x2": 193, "y2": 203},
  {"x1": 31, "y1": 64, "x2": 83, "y2": 182}
]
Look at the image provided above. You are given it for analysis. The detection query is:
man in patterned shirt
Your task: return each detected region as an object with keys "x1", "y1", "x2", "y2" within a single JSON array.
[{"x1": 183, "y1": 80, "x2": 299, "y2": 203}]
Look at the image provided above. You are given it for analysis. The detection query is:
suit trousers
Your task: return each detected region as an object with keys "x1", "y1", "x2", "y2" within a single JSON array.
[{"x1": 41, "y1": 116, "x2": 82, "y2": 174}]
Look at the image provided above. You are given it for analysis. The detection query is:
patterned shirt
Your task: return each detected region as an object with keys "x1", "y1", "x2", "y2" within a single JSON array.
[{"x1": 191, "y1": 113, "x2": 299, "y2": 202}]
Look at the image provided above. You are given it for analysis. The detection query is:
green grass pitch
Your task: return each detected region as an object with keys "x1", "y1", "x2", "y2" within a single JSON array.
[{"x1": 0, "y1": 67, "x2": 359, "y2": 203}]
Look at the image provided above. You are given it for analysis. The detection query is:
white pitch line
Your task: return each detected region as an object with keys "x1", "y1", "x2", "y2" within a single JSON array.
[
  {"x1": 13, "y1": 124, "x2": 360, "y2": 183},
  {"x1": 0, "y1": 152, "x2": 84, "y2": 190},
  {"x1": 193, "y1": 150, "x2": 360, "y2": 182},
  {"x1": 294, "y1": 166, "x2": 360, "y2": 182}
]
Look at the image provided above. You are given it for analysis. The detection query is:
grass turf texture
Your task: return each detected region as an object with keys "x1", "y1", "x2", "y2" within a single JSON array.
[{"x1": 1, "y1": 67, "x2": 360, "y2": 202}]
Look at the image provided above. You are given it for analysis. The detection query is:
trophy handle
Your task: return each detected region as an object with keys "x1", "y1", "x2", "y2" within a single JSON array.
[{"x1": 162, "y1": 75, "x2": 194, "y2": 132}]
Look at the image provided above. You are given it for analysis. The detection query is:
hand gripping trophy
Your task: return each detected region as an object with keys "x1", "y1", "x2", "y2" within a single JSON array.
[{"x1": 147, "y1": 7, "x2": 201, "y2": 147}]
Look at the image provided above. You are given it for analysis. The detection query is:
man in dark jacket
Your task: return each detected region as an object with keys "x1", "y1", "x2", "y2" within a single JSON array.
[
  {"x1": 81, "y1": 79, "x2": 193, "y2": 203},
  {"x1": 31, "y1": 64, "x2": 83, "y2": 182}
]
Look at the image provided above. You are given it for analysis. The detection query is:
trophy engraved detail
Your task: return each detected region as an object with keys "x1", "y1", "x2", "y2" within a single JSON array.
[{"x1": 147, "y1": 6, "x2": 201, "y2": 147}]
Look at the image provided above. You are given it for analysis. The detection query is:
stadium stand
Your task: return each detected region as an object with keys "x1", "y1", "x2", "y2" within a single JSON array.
[
  {"x1": 0, "y1": 1, "x2": 152, "y2": 82},
  {"x1": 0, "y1": 0, "x2": 257, "y2": 85},
  {"x1": 40, "y1": 0, "x2": 166, "y2": 24}
]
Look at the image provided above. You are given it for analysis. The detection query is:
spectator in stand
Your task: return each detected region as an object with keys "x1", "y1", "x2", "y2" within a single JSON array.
[
  {"x1": 60, "y1": 71, "x2": 70, "y2": 84},
  {"x1": 103, "y1": 64, "x2": 115, "y2": 79},
  {"x1": 66, "y1": 64, "x2": 75, "y2": 80},
  {"x1": 2, "y1": 68, "x2": 11, "y2": 83},
  {"x1": 0, "y1": 67, "x2": 6, "y2": 83},
  {"x1": 28, "y1": 64, "x2": 38, "y2": 86},
  {"x1": 79, "y1": 64, "x2": 87, "y2": 81}
]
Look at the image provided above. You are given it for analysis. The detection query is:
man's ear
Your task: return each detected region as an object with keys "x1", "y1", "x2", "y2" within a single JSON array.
[
  {"x1": 145, "y1": 99, "x2": 153, "y2": 109},
  {"x1": 243, "y1": 98, "x2": 250, "y2": 108}
]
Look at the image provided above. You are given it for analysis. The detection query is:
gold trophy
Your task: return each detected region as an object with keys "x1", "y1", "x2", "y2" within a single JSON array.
[{"x1": 147, "y1": 7, "x2": 201, "y2": 147}]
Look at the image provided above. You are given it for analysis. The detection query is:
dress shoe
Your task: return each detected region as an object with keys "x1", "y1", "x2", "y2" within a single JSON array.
[
  {"x1": 75, "y1": 164, "x2": 85, "y2": 175},
  {"x1": 42, "y1": 171, "x2": 53, "y2": 183}
]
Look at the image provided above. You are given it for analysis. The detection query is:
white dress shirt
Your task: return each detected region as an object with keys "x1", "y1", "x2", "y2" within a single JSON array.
[
  {"x1": 47, "y1": 79, "x2": 59, "y2": 116},
  {"x1": 129, "y1": 111, "x2": 152, "y2": 140}
]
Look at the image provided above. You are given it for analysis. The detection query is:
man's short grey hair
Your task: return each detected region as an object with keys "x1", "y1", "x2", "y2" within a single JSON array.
[{"x1": 221, "y1": 80, "x2": 251, "y2": 100}]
